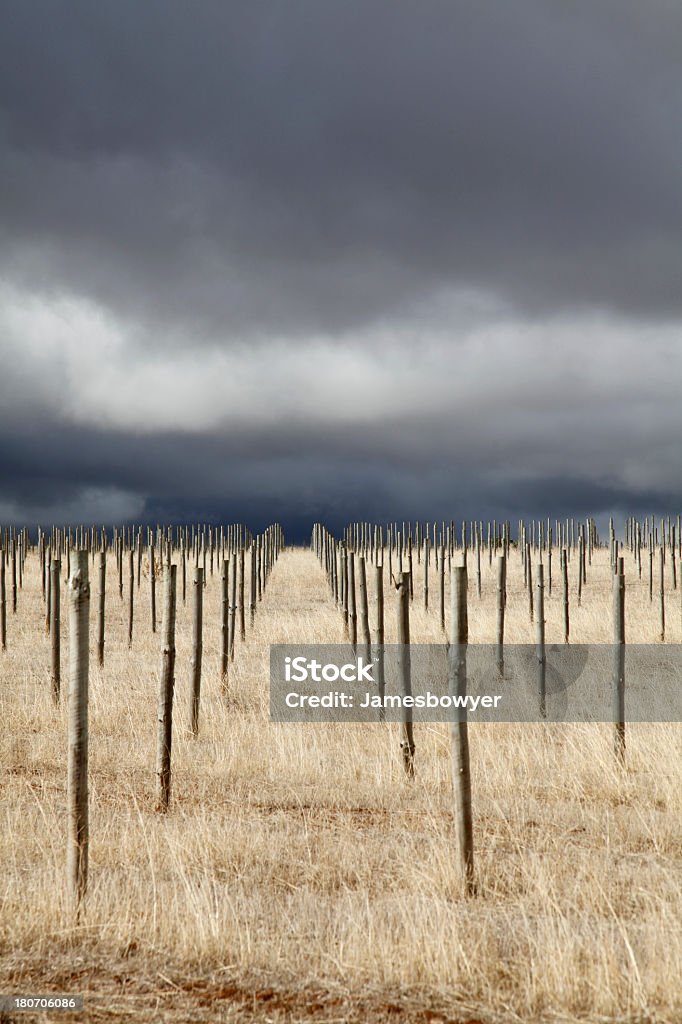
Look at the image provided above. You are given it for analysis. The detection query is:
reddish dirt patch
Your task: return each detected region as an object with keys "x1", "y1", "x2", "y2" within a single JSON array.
[{"x1": 0, "y1": 955, "x2": 492, "y2": 1023}]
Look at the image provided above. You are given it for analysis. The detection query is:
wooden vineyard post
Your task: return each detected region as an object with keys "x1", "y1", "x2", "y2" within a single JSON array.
[
  {"x1": 536, "y1": 563, "x2": 546, "y2": 718},
  {"x1": 96, "y1": 551, "x2": 106, "y2": 666},
  {"x1": 527, "y1": 552, "x2": 534, "y2": 623},
  {"x1": 669, "y1": 525, "x2": 676, "y2": 589},
  {"x1": 0, "y1": 548, "x2": 6, "y2": 651},
  {"x1": 613, "y1": 558, "x2": 626, "y2": 765},
  {"x1": 128, "y1": 549, "x2": 134, "y2": 648},
  {"x1": 50, "y1": 558, "x2": 61, "y2": 703},
  {"x1": 449, "y1": 565, "x2": 475, "y2": 895},
  {"x1": 67, "y1": 551, "x2": 90, "y2": 912},
  {"x1": 357, "y1": 555, "x2": 371, "y2": 652},
  {"x1": 407, "y1": 536, "x2": 414, "y2": 601},
  {"x1": 340, "y1": 546, "x2": 348, "y2": 629},
  {"x1": 11, "y1": 538, "x2": 17, "y2": 614},
  {"x1": 250, "y1": 544, "x2": 257, "y2": 625},
  {"x1": 189, "y1": 566, "x2": 204, "y2": 737},
  {"x1": 655, "y1": 544, "x2": 659, "y2": 638},
  {"x1": 396, "y1": 572, "x2": 414, "y2": 776},
  {"x1": 150, "y1": 541, "x2": 157, "y2": 633},
  {"x1": 220, "y1": 559, "x2": 229, "y2": 691},
  {"x1": 496, "y1": 554, "x2": 505, "y2": 675},
  {"x1": 439, "y1": 545, "x2": 445, "y2": 632},
  {"x1": 348, "y1": 551, "x2": 357, "y2": 651},
  {"x1": 229, "y1": 556, "x2": 237, "y2": 662},
  {"x1": 181, "y1": 541, "x2": 186, "y2": 604},
  {"x1": 649, "y1": 548, "x2": 653, "y2": 602},
  {"x1": 475, "y1": 529, "x2": 482, "y2": 598},
  {"x1": 156, "y1": 564, "x2": 177, "y2": 811},
  {"x1": 239, "y1": 547, "x2": 246, "y2": 641},
  {"x1": 423, "y1": 538, "x2": 429, "y2": 611},
  {"x1": 562, "y1": 549, "x2": 569, "y2": 643},
  {"x1": 374, "y1": 561, "x2": 385, "y2": 716},
  {"x1": 45, "y1": 550, "x2": 52, "y2": 634}
]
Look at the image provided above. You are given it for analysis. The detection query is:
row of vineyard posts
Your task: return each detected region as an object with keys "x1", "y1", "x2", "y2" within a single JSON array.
[
  {"x1": 311, "y1": 514, "x2": 681, "y2": 895},
  {"x1": 0, "y1": 522, "x2": 284, "y2": 913}
]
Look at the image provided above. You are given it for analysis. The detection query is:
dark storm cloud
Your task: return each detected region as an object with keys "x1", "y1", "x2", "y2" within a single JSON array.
[
  {"x1": 1, "y1": 0, "x2": 681, "y2": 339},
  {"x1": 2, "y1": 394, "x2": 682, "y2": 542},
  {"x1": 2, "y1": 2, "x2": 682, "y2": 535}
]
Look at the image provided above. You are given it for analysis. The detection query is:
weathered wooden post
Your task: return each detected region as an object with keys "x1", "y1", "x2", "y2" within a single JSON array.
[
  {"x1": 449, "y1": 564, "x2": 474, "y2": 895},
  {"x1": 397, "y1": 572, "x2": 415, "y2": 777},
  {"x1": 357, "y1": 555, "x2": 371, "y2": 650},
  {"x1": 613, "y1": 558, "x2": 625, "y2": 765},
  {"x1": 150, "y1": 541, "x2": 157, "y2": 633},
  {"x1": 239, "y1": 547, "x2": 246, "y2": 641},
  {"x1": 45, "y1": 548, "x2": 52, "y2": 635},
  {"x1": 374, "y1": 561, "x2": 385, "y2": 717},
  {"x1": 50, "y1": 558, "x2": 61, "y2": 703},
  {"x1": 407, "y1": 536, "x2": 414, "y2": 601},
  {"x1": 67, "y1": 551, "x2": 90, "y2": 911},
  {"x1": 527, "y1": 552, "x2": 534, "y2": 623},
  {"x1": 475, "y1": 529, "x2": 482, "y2": 598},
  {"x1": 189, "y1": 566, "x2": 203, "y2": 737},
  {"x1": 96, "y1": 551, "x2": 106, "y2": 667},
  {"x1": 340, "y1": 545, "x2": 348, "y2": 629},
  {"x1": 249, "y1": 543, "x2": 257, "y2": 625},
  {"x1": 117, "y1": 537, "x2": 123, "y2": 599},
  {"x1": 439, "y1": 544, "x2": 445, "y2": 631},
  {"x1": 655, "y1": 544, "x2": 659, "y2": 638},
  {"x1": 348, "y1": 551, "x2": 357, "y2": 650},
  {"x1": 40, "y1": 532, "x2": 46, "y2": 600},
  {"x1": 229, "y1": 554, "x2": 237, "y2": 662},
  {"x1": 423, "y1": 538, "x2": 429, "y2": 610},
  {"x1": 672, "y1": 528, "x2": 677, "y2": 590},
  {"x1": 11, "y1": 538, "x2": 17, "y2": 614},
  {"x1": 562, "y1": 549, "x2": 569, "y2": 643},
  {"x1": 181, "y1": 540, "x2": 186, "y2": 605},
  {"x1": 496, "y1": 553, "x2": 505, "y2": 675},
  {"x1": 0, "y1": 549, "x2": 5, "y2": 651},
  {"x1": 137, "y1": 529, "x2": 142, "y2": 590},
  {"x1": 156, "y1": 564, "x2": 177, "y2": 811},
  {"x1": 536, "y1": 563, "x2": 546, "y2": 718},
  {"x1": 220, "y1": 559, "x2": 229, "y2": 691},
  {"x1": 649, "y1": 547, "x2": 653, "y2": 602},
  {"x1": 127, "y1": 549, "x2": 134, "y2": 648}
]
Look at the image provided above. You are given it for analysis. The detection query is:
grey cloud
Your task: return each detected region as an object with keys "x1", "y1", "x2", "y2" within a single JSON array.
[
  {"x1": 1, "y1": 389, "x2": 681, "y2": 541},
  {"x1": 1, "y1": 0, "x2": 681, "y2": 341},
  {"x1": 2, "y1": 2, "x2": 682, "y2": 536}
]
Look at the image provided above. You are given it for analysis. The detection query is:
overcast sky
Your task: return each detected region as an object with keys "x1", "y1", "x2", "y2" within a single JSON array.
[{"x1": 1, "y1": 1, "x2": 681, "y2": 540}]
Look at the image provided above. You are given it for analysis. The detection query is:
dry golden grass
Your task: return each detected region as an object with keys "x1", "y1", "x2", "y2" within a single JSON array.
[{"x1": 0, "y1": 541, "x2": 680, "y2": 1023}]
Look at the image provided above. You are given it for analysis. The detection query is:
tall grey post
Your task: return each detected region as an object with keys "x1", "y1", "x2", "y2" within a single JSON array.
[
  {"x1": 67, "y1": 551, "x2": 90, "y2": 911},
  {"x1": 449, "y1": 564, "x2": 474, "y2": 895}
]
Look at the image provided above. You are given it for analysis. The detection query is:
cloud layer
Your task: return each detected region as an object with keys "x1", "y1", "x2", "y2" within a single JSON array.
[{"x1": 1, "y1": 2, "x2": 681, "y2": 536}]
